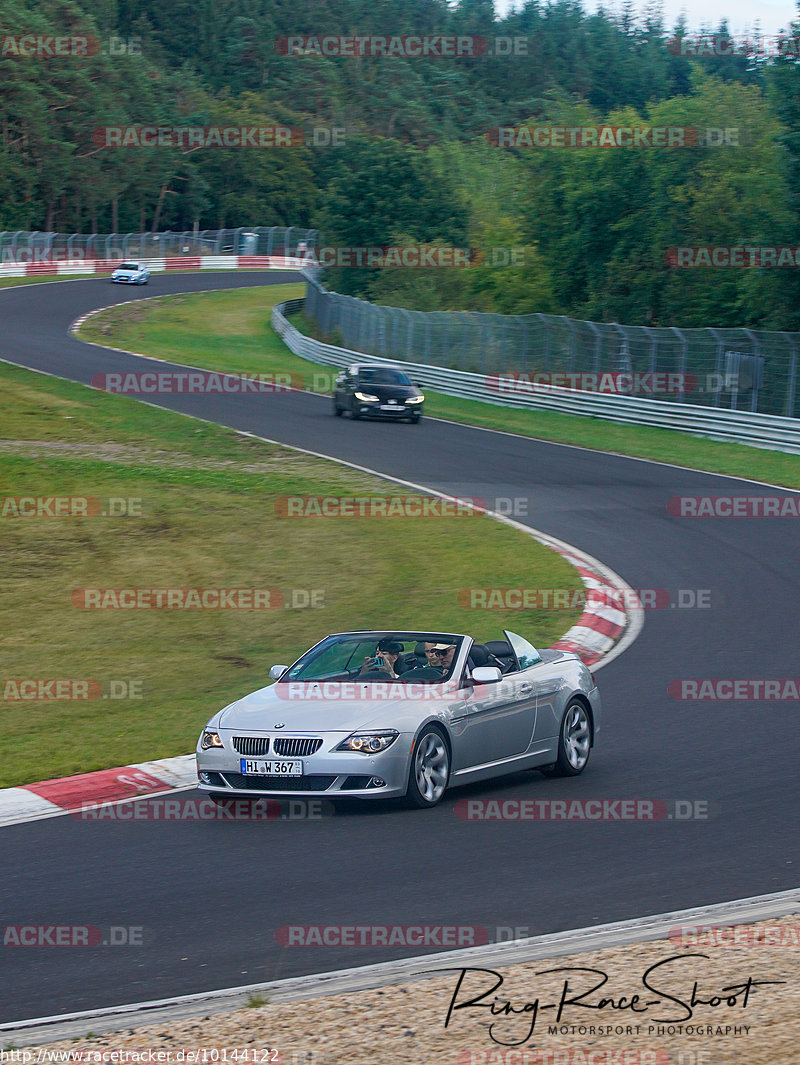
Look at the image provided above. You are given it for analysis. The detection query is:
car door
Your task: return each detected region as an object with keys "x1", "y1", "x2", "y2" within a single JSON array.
[
  {"x1": 448, "y1": 642, "x2": 537, "y2": 770},
  {"x1": 504, "y1": 629, "x2": 570, "y2": 748}
]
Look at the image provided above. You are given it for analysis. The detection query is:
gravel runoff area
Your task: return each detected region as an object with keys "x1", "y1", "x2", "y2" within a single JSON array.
[{"x1": 11, "y1": 915, "x2": 800, "y2": 1065}]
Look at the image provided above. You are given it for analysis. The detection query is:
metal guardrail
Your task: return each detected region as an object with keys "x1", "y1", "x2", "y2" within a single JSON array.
[
  {"x1": 272, "y1": 298, "x2": 800, "y2": 455},
  {"x1": 303, "y1": 270, "x2": 800, "y2": 420}
]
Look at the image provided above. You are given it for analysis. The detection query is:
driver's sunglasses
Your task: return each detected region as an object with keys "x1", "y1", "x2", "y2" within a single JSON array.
[{"x1": 427, "y1": 648, "x2": 452, "y2": 657}]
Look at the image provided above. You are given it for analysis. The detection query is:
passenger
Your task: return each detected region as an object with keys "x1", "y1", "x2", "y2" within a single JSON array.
[{"x1": 360, "y1": 639, "x2": 404, "y2": 678}]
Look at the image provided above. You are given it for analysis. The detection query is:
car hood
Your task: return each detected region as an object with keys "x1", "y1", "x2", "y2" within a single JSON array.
[
  {"x1": 361, "y1": 384, "x2": 417, "y2": 400},
  {"x1": 217, "y1": 681, "x2": 446, "y2": 733}
]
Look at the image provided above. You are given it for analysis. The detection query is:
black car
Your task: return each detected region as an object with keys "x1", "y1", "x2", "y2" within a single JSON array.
[{"x1": 332, "y1": 364, "x2": 425, "y2": 423}]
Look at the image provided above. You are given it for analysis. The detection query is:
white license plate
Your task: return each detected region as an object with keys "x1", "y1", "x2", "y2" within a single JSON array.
[
  {"x1": 380, "y1": 404, "x2": 402, "y2": 411},
  {"x1": 240, "y1": 759, "x2": 303, "y2": 777}
]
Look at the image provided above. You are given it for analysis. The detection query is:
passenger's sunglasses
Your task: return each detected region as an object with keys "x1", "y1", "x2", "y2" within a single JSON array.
[{"x1": 427, "y1": 648, "x2": 452, "y2": 657}]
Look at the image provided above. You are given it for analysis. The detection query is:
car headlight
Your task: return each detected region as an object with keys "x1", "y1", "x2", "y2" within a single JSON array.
[
  {"x1": 405, "y1": 395, "x2": 424, "y2": 404},
  {"x1": 336, "y1": 730, "x2": 399, "y2": 754},
  {"x1": 354, "y1": 391, "x2": 379, "y2": 402},
  {"x1": 201, "y1": 730, "x2": 224, "y2": 750}
]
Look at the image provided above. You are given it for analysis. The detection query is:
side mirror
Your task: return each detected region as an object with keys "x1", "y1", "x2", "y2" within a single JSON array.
[
  {"x1": 472, "y1": 666, "x2": 502, "y2": 684},
  {"x1": 269, "y1": 664, "x2": 288, "y2": 680}
]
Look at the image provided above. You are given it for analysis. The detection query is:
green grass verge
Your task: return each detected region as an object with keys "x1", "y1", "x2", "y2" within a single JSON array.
[
  {"x1": 0, "y1": 358, "x2": 583, "y2": 787},
  {"x1": 79, "y1": 283, "x2": 307, "y2": 374},
  {"x1": 79, "y1": 286, "x2": 800, "y2": 489},
  {"x1": 0, "y1": 274, "x2": 112, "y2": 288}
]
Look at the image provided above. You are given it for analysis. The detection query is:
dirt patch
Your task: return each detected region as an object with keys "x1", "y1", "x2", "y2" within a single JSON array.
[{"x1": 0, "y1": 439, "x2": 299, "y2": 474}]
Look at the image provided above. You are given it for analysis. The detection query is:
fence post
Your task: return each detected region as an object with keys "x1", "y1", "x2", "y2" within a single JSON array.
[
  {"x1": 588, "y1": 321, "x2": 601, "y2": 372},
  {"x1": 558, "y1": 316, "x2": 576, "y2": 371},
  {"x1": 535, "y1": 313, "x2": 550, "y2": 369},
  {"x1": 743, "y1": 328, "x2": 761, "y2": 413},
  {"x1": 671, "y1": 327, "x2": 688, "y2": 403},
  {"x1": 613, "y1": 323, "x2": 632, "y2": 373},
  {"x1": 515, "y1": 316, "x2": 528, "y2": 366},
  {"x1": 709, "y1": 328, "x2": 724, "y2": 408},
  {"x1": 784, "y1": 333, "x2": 797, "y2": 418}
]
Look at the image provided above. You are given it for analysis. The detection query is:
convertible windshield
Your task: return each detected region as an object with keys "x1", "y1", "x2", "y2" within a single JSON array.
[
  {"x1": 357, "y1": 369, "x2": 412, "y2": 386},
  {"x1": 281, "y1": 632, "x2": 464, "y2": 682}
]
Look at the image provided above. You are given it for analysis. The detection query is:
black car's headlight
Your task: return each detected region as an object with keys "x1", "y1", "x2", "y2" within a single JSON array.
[
  {"x1": 201, "y1": 730, "x2": 224, "y2": 750},
  {"x1": 336, "y1": 730, "x2": 399, "y2": 754},
  {"x1": 405, "y1": 395, "x2": 424, "y2": 404},
  {"x1": 354, "y1": 391, "x2": 379, "y2": 402}
]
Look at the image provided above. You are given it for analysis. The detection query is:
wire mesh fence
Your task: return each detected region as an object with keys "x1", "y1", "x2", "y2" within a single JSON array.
[
  {"x1": 0, "y1": 226, "x2": 318, "y2": 262},
  {"x1": 303, "y1": 271, "x2": 800, "y2": 418}
]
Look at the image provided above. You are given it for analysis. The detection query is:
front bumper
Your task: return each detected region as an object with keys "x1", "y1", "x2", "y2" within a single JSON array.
[
  {"x1": 196, "y1": 733, "x2": 414, "y2": 800},
  {"x1": 111, "y1": 275, "x2": 146, "y2": 284},
  {"x1": 356, "y1": 403, "x2": 422, "y2": 419}
]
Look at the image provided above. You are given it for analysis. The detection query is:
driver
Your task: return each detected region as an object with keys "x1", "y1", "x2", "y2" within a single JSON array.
[{"x1": 424, "y1": 641, "x2": 456, "y2": 676}]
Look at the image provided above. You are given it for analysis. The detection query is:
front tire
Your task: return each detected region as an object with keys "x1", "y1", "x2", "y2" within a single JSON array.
[
  {"x1": 406, "y1": 727, "x2": 450, "y2": 808},
  {"x1": 542, "y1": 699, "x2": 591, "y2": 777},
  {"x1": 332, "y1": 397, "x2": 343, "y2": 416},
  {"x1": 349, "y1": 398, "x2": 361, "y2": 420}
]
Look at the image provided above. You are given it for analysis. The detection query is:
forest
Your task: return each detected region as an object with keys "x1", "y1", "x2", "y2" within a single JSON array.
[{"x1": 2, "y1": 0, "x2": 799, "y2": 327}]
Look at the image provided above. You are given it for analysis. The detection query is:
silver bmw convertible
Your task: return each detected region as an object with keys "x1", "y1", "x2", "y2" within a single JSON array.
[{"x1": 196, "y1": 629, "x2": 602, "y2": 809}]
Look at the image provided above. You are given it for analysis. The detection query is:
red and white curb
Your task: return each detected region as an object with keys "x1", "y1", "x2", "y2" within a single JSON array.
[
  {"x1": 551, "y1": 549, "x2": 630, "y2": 664},
  {"x1": 488, "y1": 518, "x2": 643, "y2": 671},
  {"x1": 0, "y1": 756, "x2": 197, "y2": 828},
  {"x1": 0, "y1": 254, "x2": 305, "y2": 279}
]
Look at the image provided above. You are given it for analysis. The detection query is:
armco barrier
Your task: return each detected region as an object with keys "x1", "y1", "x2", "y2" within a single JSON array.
[
  {"x1": 273, "y1": 297, "x2": 800, "y2": 455},
  {"x1": 304, "y1": 269, "x2": 800, "y2": 420},
  {"x1": 0, "y1": 255, "x2": 306, "y2": 278}
]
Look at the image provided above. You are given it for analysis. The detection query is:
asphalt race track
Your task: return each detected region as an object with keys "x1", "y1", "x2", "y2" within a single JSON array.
[{"x1": 1, "y1": 273, "x2": 798, "y2": 1023}]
